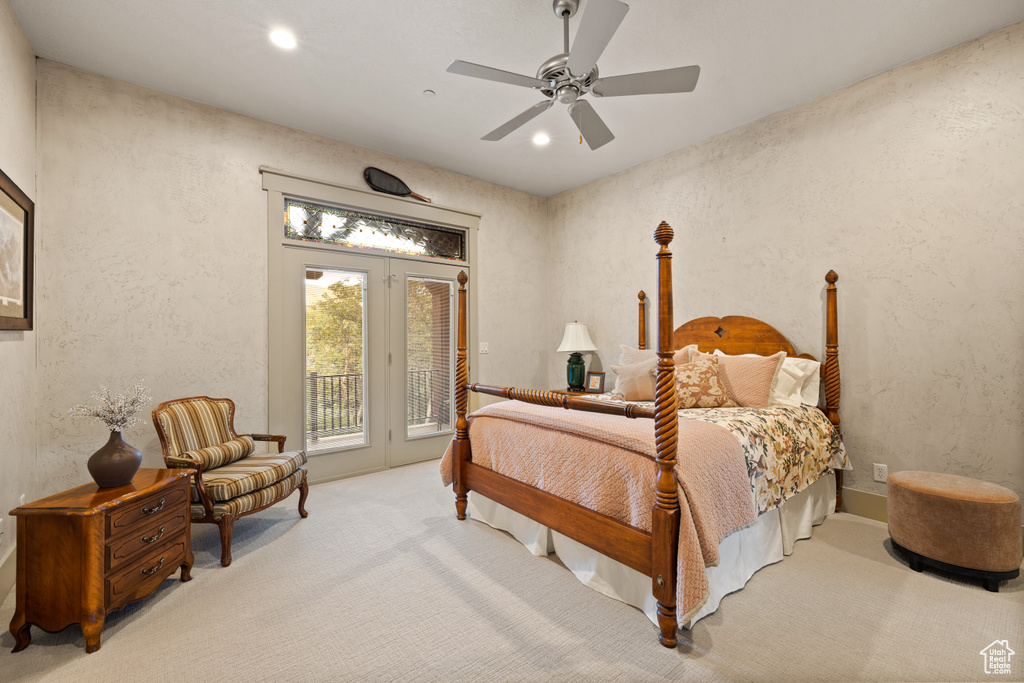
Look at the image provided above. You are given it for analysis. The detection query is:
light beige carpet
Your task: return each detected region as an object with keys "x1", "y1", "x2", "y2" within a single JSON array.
[{"x1": 1, "y1": 460, "x2": 1021, "y2": 682}]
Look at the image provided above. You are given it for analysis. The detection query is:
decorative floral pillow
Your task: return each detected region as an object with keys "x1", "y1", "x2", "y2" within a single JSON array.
[{"x1": 656, "y1": 354, "x2": 737, "y2": 409}]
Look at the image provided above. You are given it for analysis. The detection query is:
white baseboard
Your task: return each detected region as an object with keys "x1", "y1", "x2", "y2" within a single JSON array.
[{"x1": 840, "y1": 487, "x2": 888, "y2": 523}]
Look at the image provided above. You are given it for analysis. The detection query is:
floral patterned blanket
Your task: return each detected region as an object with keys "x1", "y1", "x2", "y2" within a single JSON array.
[
  {"x1": 586, "y1": 394, "x2": 849, "y2": 514},
  {"x1": 679, "y1": 404, "x2": 848, "y2": 514}
]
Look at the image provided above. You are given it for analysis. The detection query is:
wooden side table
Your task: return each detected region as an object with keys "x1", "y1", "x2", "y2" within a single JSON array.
[{"x1": 8, "y1": 468, "x2": 194, "y2": 653}]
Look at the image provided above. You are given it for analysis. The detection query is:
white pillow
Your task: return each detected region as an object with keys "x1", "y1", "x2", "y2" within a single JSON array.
[
  {"x1": 781, "y1": 356, "x2": 821, "y2": 406},
  {"x1": 713, "y1": 350, "x2": 819, "y2": 407},
  {"x1": 609, "y1": 357, "x2": 658, "y2": 401},
  {"x1": 613, "y1": 344, "x2": 696, "y2": 398}
]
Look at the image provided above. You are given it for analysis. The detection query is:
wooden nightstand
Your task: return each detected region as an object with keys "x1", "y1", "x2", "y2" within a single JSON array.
[{"x1": 8, "y1": 468, "x2": 194, "y2": 653}]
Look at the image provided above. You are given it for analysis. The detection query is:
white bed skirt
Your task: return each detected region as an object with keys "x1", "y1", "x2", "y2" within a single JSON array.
[{"x1": 468, "y1": 473, "x2": 836, "y2": 628}]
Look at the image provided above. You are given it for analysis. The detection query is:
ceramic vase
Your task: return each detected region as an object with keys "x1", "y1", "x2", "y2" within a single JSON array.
[
  {"x1": 87, "y1": 430, "x2": 142, "y2": 488},
  {"x1": 566, "y1": 351, "x2": 586, "y2": 391}
]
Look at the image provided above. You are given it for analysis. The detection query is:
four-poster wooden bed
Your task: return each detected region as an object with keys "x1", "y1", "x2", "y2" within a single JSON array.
[{"x1": 447, "y1": 222, "x2": 842, "y2": 647}]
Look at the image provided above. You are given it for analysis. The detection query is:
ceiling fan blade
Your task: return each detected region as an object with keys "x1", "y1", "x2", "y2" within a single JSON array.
[
  {"x1": 591, "y1": 65, "x2": 701, "y2": 97},
  {"x1": 565, "y1": 0, "x2": 629, "y2": 79},
  {"x1": 568, "y1": 99, "x2": 614, "y2": 150},
  {"x1": 447, "y1": 60, "x2": 549, "y2": 89},
  {"x1": 482, "y1": 100, "x2": 554, "y2": 141}
]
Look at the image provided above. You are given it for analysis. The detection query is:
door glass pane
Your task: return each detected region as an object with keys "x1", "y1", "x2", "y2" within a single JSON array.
[
  {"x1": 406, "y1": 277, "x2": 454, "y2": 438},
  {"x1": 305, "y1": 268, "x2": 366, "y2": 453}
]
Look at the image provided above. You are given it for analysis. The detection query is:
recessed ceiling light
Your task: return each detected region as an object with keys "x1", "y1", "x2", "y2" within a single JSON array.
[
  {"x1": 270, "y1": 29, "x2": 297, "y2": 49},
  {"x1": 533, "y1": 133, "x2": 550, "y2": 146}
]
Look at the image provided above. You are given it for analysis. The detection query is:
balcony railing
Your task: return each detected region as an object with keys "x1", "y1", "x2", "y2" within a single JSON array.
[
  {"x1": 306, "y1": 370, "x2": 448, "y2": 442},
  {"x1": 307, "y1": 371, "x2": 363, "y2": 441}
]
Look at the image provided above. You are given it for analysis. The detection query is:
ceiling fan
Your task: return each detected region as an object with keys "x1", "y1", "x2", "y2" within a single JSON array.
[{"x1": 446, "y1": 0, "x2": 700, "y2": 150}]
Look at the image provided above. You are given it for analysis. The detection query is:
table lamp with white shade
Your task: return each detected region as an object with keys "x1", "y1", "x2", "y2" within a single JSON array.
[{"x1": 556, "y1": 321, "x2": 598, "y2": 392}]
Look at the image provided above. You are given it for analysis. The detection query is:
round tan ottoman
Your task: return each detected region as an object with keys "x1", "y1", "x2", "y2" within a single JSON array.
[{"x1": 888, "y1": 471, "x2": 1022, "y2": 592}]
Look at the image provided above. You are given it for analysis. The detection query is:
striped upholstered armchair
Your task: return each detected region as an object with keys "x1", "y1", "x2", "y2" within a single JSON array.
[{"x1": 152, "y1": 396, "x2": 308, "y2": 567}]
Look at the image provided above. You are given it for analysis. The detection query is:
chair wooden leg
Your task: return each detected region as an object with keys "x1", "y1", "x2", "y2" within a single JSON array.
[
  {"x1": 297, "y1": 479, "x2": 309, "y2": 518},
  {"x1": 218, "y1": 515, "x2": 234, "y2": 567}
]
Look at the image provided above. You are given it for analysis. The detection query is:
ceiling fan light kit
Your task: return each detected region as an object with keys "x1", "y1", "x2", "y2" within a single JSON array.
[{"x1": 446, "y1": 0, "x2": 700, "y2": 151}]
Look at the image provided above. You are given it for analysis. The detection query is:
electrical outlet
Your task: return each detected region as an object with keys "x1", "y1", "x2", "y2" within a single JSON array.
[
  {"x1": 0, "y1": 517, "x2": 4, "y2": 536},
  {"x1": 20, "y1": 494, "x2": 26, "y2": 506},
  {"x1": 479, "y1": 342, "x2": 489, "y2": 354},
  {"x1": 873, "y1": 463, "x2": 888, "y2": 483}
]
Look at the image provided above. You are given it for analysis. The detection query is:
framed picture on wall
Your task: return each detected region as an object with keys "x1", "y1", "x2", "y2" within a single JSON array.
[
  {"x1": 585, "y1": 371, "x2": 605, "y2": 393},
  {"x1": 0, "y1": 167, "x2": 33, "y2": 331}
]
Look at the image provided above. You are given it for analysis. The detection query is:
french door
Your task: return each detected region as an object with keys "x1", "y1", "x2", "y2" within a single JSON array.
[{"x1": 276, "y1": 245, "x2": 462, "y2": 480}]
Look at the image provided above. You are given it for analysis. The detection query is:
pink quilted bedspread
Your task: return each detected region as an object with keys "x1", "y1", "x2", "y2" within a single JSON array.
[{"x1": 440, "y1": 400, "x2": 756, "y2": 622}]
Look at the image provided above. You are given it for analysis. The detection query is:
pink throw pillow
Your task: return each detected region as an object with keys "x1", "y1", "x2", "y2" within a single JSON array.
[{"x1": 693, "y1": 350, "x2": 785, "y2": 408}]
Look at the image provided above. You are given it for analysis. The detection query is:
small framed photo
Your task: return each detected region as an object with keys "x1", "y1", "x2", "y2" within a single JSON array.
[{"x1": 585, "y1": 371, "x2": 605, "y2": 393}]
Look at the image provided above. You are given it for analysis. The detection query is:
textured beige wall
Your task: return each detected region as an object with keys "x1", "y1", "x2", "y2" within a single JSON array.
[
  {"x1": 35, "y1": 60, "x2": 550, "y2": 493},
  {"x1": 548, "y1": 22, "x2": 1024, "y2": 503},
  {"x1": 0, "y1": 0, "x2": 36, "y2": 563},
  {"x1": 25, "y1": 21, "x2": 1024, "y2": 511}
]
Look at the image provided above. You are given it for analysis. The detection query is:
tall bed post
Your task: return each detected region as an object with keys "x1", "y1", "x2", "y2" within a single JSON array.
[
  {"x1": 651, "y1": 222, "x2": 681, "y2": 648},
  {"x1": 637, "y1": 290, "x2": 647, "y2": 350},
  {"x1": 454, "y1": 271, "x2": 470, "y2": 520},
  {"x1": 823, "y1": 270, "x2": 842, "y2": 507}
]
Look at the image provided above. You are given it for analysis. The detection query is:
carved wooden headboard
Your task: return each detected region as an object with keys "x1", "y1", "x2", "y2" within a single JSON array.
[
  {"x1": 635, "y1": 271, "x2": 841, "y2": 429},
  {"x1": 635, "y1": 278, "x2": 839, "y2": 363},
  {"x1": 673, "y1": 315, "x2": 815, "y2": 361}
]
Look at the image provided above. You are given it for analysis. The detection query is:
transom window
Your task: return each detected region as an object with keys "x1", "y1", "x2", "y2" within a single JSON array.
[{"x1": 284, "y1": 199, "x2": 466, "y2": 261}]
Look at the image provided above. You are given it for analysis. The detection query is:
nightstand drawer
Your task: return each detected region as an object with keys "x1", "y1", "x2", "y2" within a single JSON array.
[
  {"x1": 107, "y1": 481, "x2": 188, "y2": 536},
  {"x1": 106, "y1": 509, "x2": 187, "y2": 572},
  {"x1": 106, "y1": 537, "x2": 187, "y2": 604}
]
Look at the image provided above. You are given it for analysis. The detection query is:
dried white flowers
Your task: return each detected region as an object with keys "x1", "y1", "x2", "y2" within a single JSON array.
[{"x1": 68, "y1": 381, "x2": 153, "y2": 432}]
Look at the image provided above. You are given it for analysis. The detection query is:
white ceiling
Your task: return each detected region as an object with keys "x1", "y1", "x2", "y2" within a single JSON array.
[{"x1": 11, "y1": 1, "x2": 1024, "y2": 197}]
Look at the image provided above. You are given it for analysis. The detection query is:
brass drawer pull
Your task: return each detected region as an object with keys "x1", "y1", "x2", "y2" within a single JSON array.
[
  {"x1": 141, "y1": 498, "x2": 165, "y2": 515},
  {"x1": 140, "y1": 557, "x2": 164, "y2": 576},
  {"x1": 141, "y1": 526, "x2": 165, "y2": 544}
]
